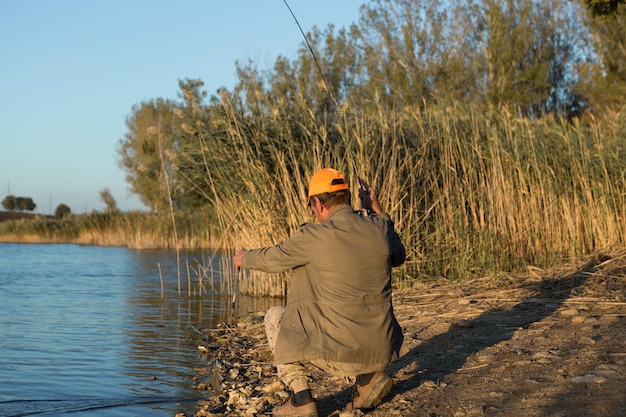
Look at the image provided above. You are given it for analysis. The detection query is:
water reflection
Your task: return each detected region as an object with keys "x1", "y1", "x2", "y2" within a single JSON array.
[
  {"x1": 0, "y1": 244, "x2": 276, "y2": 417},
  {"x1": 122, "y1": 249, "x2": 277, "y2": 407}
]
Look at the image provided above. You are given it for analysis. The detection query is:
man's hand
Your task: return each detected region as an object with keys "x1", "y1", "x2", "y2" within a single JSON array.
[
  {"x1": 234, "y1": 249, "x2": 247, "y2": 271},
  {"x1": 358, "y1": 178, "x2": 383, "y2": 215}
]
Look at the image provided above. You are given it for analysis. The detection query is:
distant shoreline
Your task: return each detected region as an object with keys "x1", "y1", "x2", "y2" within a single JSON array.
[
  {"x1": 0, "y1": 211, "x2": 52, "y2": 223},
  {"x1": 0, "y1": 210, "x2": 219, "y2": 251}
]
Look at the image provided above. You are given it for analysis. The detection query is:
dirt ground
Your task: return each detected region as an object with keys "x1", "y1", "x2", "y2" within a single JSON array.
[{"x1": 189, "y1": 251, "x2": 626, "y2": 417}]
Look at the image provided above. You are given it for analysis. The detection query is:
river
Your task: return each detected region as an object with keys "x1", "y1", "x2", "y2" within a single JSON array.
[{"x1": 0, "y1": 243, "x2": 273, "y2": 417}]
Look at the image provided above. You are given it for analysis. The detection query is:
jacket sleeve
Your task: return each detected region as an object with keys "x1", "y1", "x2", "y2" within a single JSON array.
[
  {"x1": 377, "y1": 213, "x2": 406, "y2": 268},
  {"x1": 241, "y1": 228, "x2": 309, "y2": 273}
]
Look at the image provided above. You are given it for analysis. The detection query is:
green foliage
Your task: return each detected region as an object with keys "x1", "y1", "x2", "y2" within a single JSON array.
[
  {"x1": 16, "y1": 197, "x2": 36, "y2": 211},
  {"x1": 1, "y1": 195, "x2": 15, "y2": 211},
  {"x1": 1, "y1": 195, "x2": 36, "y2": 211},
  {"x1": 54, "y1": 203, "x2": 71, "y2": 219},
  {"x1": 117, "y1": 97, "x2": 179, "y2": 213},
  {"x1": 357, "y1": 0, "x2": 448, "y2": 107},
  {"x1": 578, "y1": 1, "x2": 626, "y2": 113}
]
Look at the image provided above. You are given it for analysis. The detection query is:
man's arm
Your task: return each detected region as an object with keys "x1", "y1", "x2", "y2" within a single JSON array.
[
  {"x1": 387, "y1": 223, "x2": 406, "y2": 267},
  {"x1": 233, "y1": 230, "x2": 309, "y2": 273},
  {"x1": 359, "y1": 178, "x2": 406, "y2": 267},
  {"x1": 358, "y1": 178, "x2": 383, "y2": 215}
]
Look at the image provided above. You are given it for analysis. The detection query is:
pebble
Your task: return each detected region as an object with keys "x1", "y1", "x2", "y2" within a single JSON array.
[
  {"x1": 261, "y1": 380, "x2": 284, "y2": 394},
  {"x1": 226, "y1": 391, "x2": 246, "y2": 407},
  {"x1": 596, "y1": 363, "x2": 621, "y2": 371},
  {"x1": 421, "y1": 380, "x2": 437, "y2": 389},
  {"x1": 579, "y1": 336, "x2": 596, "y2": 346},
  {"x1": 598, "y1": 316, "x2": 620, "y2": 325},
  {"x1": 476, "y1": 354, "x2": 494, "y2": 363},
  {"x1": 532, "y1": 351, "x2": 556, "y2": 360},
  {"x1": 334, "y1": 410, "x2": 364, "y2": 417},
  {"x1": 454, "y1": 406, "x2": 485, "y2": 416},
  {"x1": 571, "y1": 374, "x2": 607, "y2": 383},
  {"x1": 590, "y1": 368, "x2": 617, "y2": 376},
  {"x1": 456, "y1": 319, "x2": 473, "y2": 328}
]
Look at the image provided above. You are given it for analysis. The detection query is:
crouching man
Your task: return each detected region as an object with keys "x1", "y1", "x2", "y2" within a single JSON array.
[{"x1": 234, "y1": 168, "x2": 406, "y2": 416}]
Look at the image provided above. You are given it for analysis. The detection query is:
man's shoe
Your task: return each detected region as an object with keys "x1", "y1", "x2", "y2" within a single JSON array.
[
  {"x1": 273, "y1": 394, "x2": 318, "y2": 416},
  {"x1": 345, "y1": 371, "x2": 393, "y2": 410}
]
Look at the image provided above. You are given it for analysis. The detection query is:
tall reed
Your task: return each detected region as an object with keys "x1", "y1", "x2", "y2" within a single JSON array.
[{"x1": 197, "y1": 100, "x2": 626, "y2": 293}]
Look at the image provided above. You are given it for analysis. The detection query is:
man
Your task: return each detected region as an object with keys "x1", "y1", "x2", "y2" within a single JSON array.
[{"x1": 234, "y1": 168, "x2": 406, "y2": 416}]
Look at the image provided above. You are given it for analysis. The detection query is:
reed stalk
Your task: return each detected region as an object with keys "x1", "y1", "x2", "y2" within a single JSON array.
[
  {"x1": 157, "y1": 124, "x2": 182, "y2": 295},
  {"x1": 193, "y1": 100, "x2": 626, "y2": 293},
  {"x1": 158, "y1": 262, "x2": 164, "y2": 299}
]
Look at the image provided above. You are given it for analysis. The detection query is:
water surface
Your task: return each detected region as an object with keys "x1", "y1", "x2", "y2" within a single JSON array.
[{"x1": 0, "y1": 243, "x2": 272, "y2": 417}]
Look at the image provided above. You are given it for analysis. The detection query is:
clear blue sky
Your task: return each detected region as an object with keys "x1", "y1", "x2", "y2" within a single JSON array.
[{"x1": 0, "y1": 0, "x2": 364, "y2": 214}]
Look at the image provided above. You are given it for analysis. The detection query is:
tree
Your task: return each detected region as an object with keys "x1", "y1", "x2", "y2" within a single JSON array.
[
  {"x1": 119, "y1": 79, "x2": 216, "y2": 213},
  {"x1": 15, "y1": 197, "x2": 36, "y2": 212},
  {"x1": 480, "y1": 0, "x2": 555, "y2": 114},
  {"x1": 1, "y1": 195, "x2": 16, "y2": 211},
  {"x1": 169, "y1": 78, "x2": 215, "y2": 210},
  {"x1": 2, "y1": 195, "x2": 36, "y2": 212},
  {"x1": 99, "y1": 188, "x2": 119, "y2": 214},
  {"x1": 54, "y1": 203, "x2": 71, "y2": 218},
  {"x1": 578, "y1": 0, "x2": 626, "y2": 114},
  {"x1": 544, "y1": 0, "x2": 595, "y2": 118},
  {"x1": 356, "y1": 0, "x2": 447, "y2": 108},
  {"x1": 117, "y1": 97, "x2": 177, "y2": 213}
]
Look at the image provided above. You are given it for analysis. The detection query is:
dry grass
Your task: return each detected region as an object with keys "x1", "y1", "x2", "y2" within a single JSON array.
[{"x1": 187, "y1": 102, "x2": 626, "y2": 295}]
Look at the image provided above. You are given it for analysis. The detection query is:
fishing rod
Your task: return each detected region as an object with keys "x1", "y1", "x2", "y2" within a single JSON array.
[{"x1": 282, "y1": 0, "x2": 365, "y2": 194}]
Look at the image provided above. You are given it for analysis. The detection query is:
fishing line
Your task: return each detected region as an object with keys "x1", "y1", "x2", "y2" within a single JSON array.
[{"x1": 282, "y1": 0, "x2": 362, "y2": 186}]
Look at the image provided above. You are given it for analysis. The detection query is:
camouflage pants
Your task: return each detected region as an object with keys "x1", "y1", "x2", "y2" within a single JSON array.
[{"x1": 264, "y1": 306, "x2": 386, "y2": 393}]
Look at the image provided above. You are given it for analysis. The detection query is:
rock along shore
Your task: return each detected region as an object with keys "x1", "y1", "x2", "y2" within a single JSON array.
[{"x1": 185, "y1": 252, "x2": 626, "y2": 417}]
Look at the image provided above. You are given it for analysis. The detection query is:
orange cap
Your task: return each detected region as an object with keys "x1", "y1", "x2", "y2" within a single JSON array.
[{"x1": 307, "y1": 168, "x2": 349, "y2": 206}]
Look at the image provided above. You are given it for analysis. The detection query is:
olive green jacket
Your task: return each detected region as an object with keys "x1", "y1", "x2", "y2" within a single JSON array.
[{"x1": 241, "y1": 204, "x2": 405, "y2": 366}]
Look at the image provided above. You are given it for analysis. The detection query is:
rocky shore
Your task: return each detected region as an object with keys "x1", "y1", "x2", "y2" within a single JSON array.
[{"x1": 184, "y1": 252, "x2": 626, "y2": 417}]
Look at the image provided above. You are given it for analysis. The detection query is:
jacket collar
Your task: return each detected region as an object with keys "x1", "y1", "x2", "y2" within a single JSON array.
[{"x1": 324, "y1": 204, "x2": 354, "y2": 222}]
